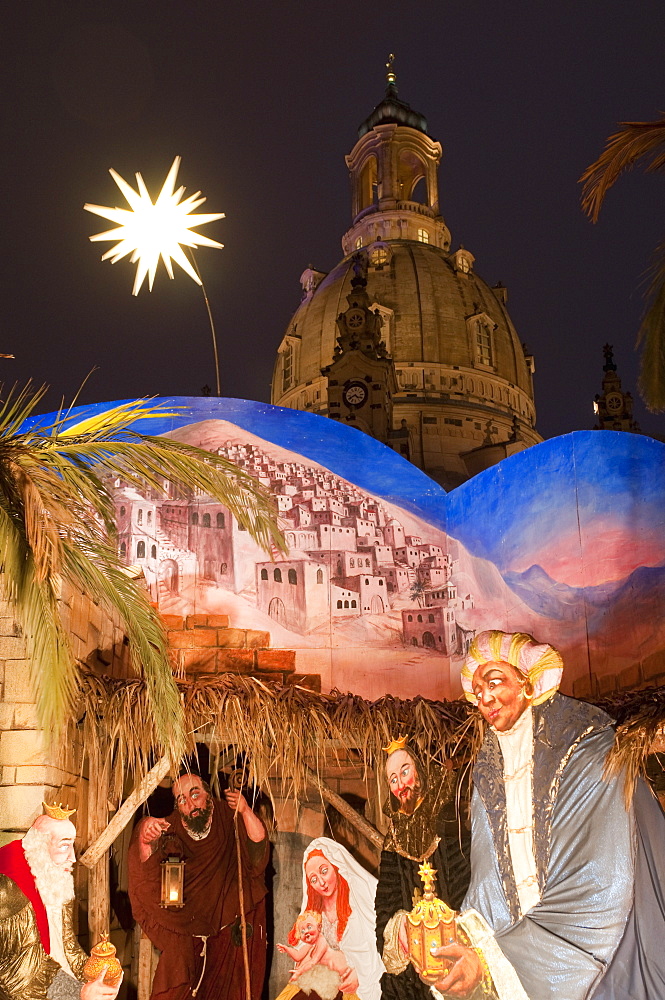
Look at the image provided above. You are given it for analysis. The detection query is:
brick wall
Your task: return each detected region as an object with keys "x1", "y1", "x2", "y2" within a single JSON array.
[{"x1": 162, "y1": 613, "x2": 307, "y2": 686}]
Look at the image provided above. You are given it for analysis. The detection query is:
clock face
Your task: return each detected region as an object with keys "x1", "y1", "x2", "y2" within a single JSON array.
[
  {"x1": 346, "y1": 309, "x2": 365, "y2": 331},
  {"x1": 343, "y1": 382, "x2": 368, "y2": 407},
  {"x1": 606, "y1": 393, "x2": 622, "y2": 412}
]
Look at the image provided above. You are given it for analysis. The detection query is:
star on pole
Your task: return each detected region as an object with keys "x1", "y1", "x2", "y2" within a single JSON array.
[{"x1": 84, "y1": 157, "x2": 224, "y2": 295}]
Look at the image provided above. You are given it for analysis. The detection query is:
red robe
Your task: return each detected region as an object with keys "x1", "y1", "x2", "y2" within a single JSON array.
[
  {"x1": 0, "y1": 839, "x2": 50, "y2": 952},
  {"x1": 128, "y1": 803, "x2": 269, "y2": 1000}
]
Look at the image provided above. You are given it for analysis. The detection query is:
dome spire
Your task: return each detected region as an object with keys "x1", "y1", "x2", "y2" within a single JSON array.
[{"x1": 386, "y1": 52, "x2": 397, "y2": 91}]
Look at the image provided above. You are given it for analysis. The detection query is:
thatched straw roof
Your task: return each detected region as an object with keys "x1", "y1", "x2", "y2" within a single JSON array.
[{"x1": 75, "y1": 669, "x2": 665, "y2": 805}]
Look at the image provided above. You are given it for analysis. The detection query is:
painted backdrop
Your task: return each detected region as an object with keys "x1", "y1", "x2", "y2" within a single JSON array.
[{"x1": 55, "y1": 397, "x2": 665, "y2": 700}]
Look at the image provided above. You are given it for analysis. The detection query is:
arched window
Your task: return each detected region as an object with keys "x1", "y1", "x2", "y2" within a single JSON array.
[
  {"x1": 417, "y1": 614, "x2": 423, "y2": 623},
  {"x1": 350, "y1": 558, "x2": 355, "y2": 567},
  {"x1": 260, "y1": 568, "x2": 268, "y2": 580},
  {"x1": 137, "y1": 509, "x2": 143, "y2": 524},
  {"x1": 119, "y1": 506, "x2": 126, "y2": 517},
  {"x1": 344, "y1": 600, "x2": 349, "y2": 608},
  {"x1": 147, "y1": 511, "x2": 152, "y2": 525},
  {"x1": 191, "y1": 512, "x2": 199, "y2": 525},
  {"x1": 151, "y1": 545, "x2": 157, "y2": 559},
  {"x1": 282, "y1": 341, "x2": 294, "y2": 392},
  {"x1": 288, "y1": 569, "x2": 297, "y2": 585},
  {"x1": 351, "y1": 600, "x2": 357, "y2": 608},
  {"x1": 366, "y1": 559, "x2": 370, "y2": 567},
  {"x1": 337, "y1": 600, "x2": 343, "y2": 609},
  {"x1": 417, "y1": 228, "x2": 429, "y2": 244},
  {"x1": 429, "y1": 614, "x2": 435, "y2": 623},
  {"x1": 216, "y1": 512, "x2": 225, "y2": 528},
  {"x1": 137, "y1": 540, "x2": 145, "y2": 558},
  {"x1": 407, "y1": 615, "x2": 413, "y2": 622},
  {"x1": 316, "y1": 569, "x2": 323, "y2": 584},
  {"x1": 120, "y1": 541, "x2": 126, "y2": 557},
  {"x1": 274, "y1": 568, "x2": 282, "y2": 583},
  {"x1": 379, "y1": 579, "x2": 384, "y2": 586},
  {"x1": 202, "y1": 513, "x2": 211, "y2": 528}
]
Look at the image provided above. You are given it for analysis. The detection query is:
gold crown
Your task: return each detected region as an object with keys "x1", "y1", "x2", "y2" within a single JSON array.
[
  {"x1": 382, "y1": 734, "x2": 409, "y2": 755},
  {"x1": 43, "y1": 801, "x2": 76, "y2": 821}
]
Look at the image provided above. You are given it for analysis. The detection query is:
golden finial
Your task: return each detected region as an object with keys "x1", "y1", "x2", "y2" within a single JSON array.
[
  {"x1": 386, "y1": 53, "x2": 396, "y2": 87},
  {"x1": 382, "y1": 734, "x2": 409, "y2": 755},
  {"x1": 43, "y1": 801, "x2": 76, "y2": 820},
  {"x1": 418, "y1": 860, "x2": 437, "y2": 894}
]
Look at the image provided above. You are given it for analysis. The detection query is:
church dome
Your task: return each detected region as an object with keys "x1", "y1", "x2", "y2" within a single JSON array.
[
  {"x1": 278, "y1": 240, "x2": 534, "y2": 398},
  {"x1": 272, "y1": 74, "x2": 541, "y2": 488}
]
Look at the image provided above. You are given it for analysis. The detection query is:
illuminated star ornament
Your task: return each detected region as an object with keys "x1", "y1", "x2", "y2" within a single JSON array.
[{"x1": 84, "y1": 157, "x2": 224, "y2": 295}]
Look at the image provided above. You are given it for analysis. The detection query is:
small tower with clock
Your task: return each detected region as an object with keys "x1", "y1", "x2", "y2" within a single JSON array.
[
  {"x1": 593, "y1": 344, "x2": 641, "y2": 433},
  {"x1": 322, "y1": 253, "x2": 398, "y2": 444}
]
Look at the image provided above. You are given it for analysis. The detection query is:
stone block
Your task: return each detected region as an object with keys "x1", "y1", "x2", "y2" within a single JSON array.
[
  {"x1": 0, "y1": 730, "x2": 48, "y2": 767},
  {"x1": 182, "y1": 649, "x2": 219, "y2": 674},
  {"x1": 0, "y1": 784, "x2": 46, "y2": 830},
  {"x1": 0, "y1": 767, "x2": 16, "y2": 786},
  {"x1": 15, "y1": 765, "x2": 73, "y2": 785},
  {"x1": 218, "y1": 649, "x2": 255, "y2": 674},
  {"x1": 245, "y1": 630, "x2": 271, "y2": 649},
  {"x1": 216, "y1": 628, "x2": 248, "y2": 649},
  {"x1": 161, "y1": 614, "x2": 184, "y2": 629},
  {"x1": 207, "y1": 615, "x2": 229, "y2": 628},
  {"x1": 0, "y1": 704, "x2": 14, "y2": 730},
  {"x1": 186, "y1": 614, "x2": 209, "y2": 628},
  {"x1": 618, "y1": 663, "x2": 642, "y2": 691},
  {"x1": 189, "y1": 629, "x2": 218, "y2": 647},
  {"x1": 0, "y1": 617, "x2": 19, "y2": 637},
  {"x1": 13, "y1": 704, "x2": 40, "y2": 729},
  {"x1": 0, "y1": 635, "x2": 27, "y2": 659},
  {"x1": 289, "y1": 673, "x2": 321, "y2": 692},
  {"x1": 256, "y1": 649, "x2": 296, "y2": 673},
  {"x1": 167, "y1": 630, "x2": 195, "y2": 650}
]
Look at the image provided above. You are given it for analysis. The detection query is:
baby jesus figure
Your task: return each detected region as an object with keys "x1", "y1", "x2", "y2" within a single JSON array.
[{"x1": 276, "y1": 911, "x2": 357, "y2": 1000}]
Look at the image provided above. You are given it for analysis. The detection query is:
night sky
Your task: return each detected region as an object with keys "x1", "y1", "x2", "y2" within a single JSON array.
[{"x1": 4, "y1": 1, "x2": 663, "y2": 442}]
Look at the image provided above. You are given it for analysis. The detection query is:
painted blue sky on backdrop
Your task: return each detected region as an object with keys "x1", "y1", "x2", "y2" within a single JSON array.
[{"x1": 36, "y1": 396, "x2": 665, "y2": 572}]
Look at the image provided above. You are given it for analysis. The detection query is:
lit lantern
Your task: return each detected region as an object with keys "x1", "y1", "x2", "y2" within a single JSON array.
[
  {"x1": 406, "y1": 861, "x2": 457, "y2": 983},
  {"x1": 160, "y1": 854, "x2": 185, "y2": 908}
]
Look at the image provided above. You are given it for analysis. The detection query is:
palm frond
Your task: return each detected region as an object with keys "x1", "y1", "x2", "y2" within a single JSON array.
[
  {"x1": 580, "y1": 113, "x2": 665, "y2": 221},
  {"x1": 637, "y1": 241, "x2": 665, "y2": 412},
  {"x1": 0, "y1": 388, "x2": 285, "y2": 760}
]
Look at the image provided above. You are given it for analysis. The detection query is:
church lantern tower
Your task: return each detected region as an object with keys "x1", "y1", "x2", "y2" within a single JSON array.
[
  {"x1": 272, "y1": 61, "x2": 542, "y2": 489},
  {"x1": 593, "y1": 344, "x2": 641, "y2": 433}
]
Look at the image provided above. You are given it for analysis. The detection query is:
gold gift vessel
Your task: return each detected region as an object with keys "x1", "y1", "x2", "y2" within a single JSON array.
[
  {"x1": 82, "y1": 934, "x2": 123, "y2": 987},
  {"x1": 406, "y1": 861, "x2": 457, "y2": 983}
]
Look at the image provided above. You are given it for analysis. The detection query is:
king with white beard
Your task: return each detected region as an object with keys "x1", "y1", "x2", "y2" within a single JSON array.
[{"x1": 0, "y1": 803, "x2": 122, "y2": 1000}]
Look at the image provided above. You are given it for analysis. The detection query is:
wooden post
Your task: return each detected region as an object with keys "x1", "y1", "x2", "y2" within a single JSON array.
[{"x1": 86, "y1": 755, "x2": 110, "y2": 944}]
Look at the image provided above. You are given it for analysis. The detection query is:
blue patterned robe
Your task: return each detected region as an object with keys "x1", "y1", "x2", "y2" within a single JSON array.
[{"x1": 463, "y1": 693, "x2": 665, "y2": 1000}]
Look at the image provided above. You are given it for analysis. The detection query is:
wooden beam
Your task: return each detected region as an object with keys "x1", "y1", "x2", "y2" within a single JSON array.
[
  {"x1": 86, "y1": 758, "x2": 110, "y2": 941},
  {"x1": 79, "y1": 754, "x2": 171, "y2": 870},
  {"x1": 304, "y1": 765, "x2": 384, "y2": 850}
]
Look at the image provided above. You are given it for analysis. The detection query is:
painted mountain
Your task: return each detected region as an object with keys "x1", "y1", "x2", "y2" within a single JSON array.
[{"x1": 45, "y1": 398, "x2": 665, "y2": 701}]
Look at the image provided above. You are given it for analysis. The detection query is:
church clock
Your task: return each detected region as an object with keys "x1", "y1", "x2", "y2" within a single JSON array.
[{"x1": 343, "y1": 381, "x2": 369, "y2": 408}]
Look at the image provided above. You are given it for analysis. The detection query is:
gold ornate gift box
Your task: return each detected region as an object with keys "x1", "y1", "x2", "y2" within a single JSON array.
[{"x1": 406, "y1": 861, "x2": 457, "y2": 983}]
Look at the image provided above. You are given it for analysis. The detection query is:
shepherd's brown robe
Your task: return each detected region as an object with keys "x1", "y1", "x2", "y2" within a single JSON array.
[{"x1": 128, "y1": 802, "x2": 269, "y2": 1000}]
